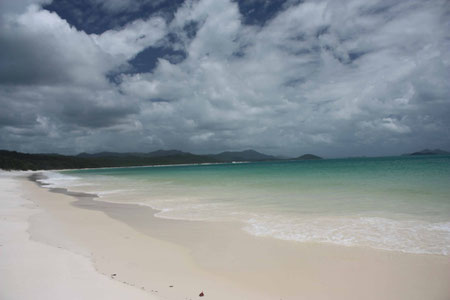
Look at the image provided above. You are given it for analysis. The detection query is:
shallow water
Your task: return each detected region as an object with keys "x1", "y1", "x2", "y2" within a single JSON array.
[{"x1": 39, "y1": 155, "x2": 450, "y2": 255}]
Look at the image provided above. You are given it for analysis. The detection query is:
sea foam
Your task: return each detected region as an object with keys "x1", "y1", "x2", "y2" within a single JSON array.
[
  {"x1": 244, "y1": 215, "x2": 450, "y2": 255},
  {"x1": 37, "y1": 171, "x2": 84, "y2": 188},
  {"x1": 47, "y1": 156, "x2": 450, "y2": 256}
]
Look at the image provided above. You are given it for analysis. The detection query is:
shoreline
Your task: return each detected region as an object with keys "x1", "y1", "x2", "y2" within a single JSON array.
[
  {"x1": 25, "y1": 172, "x2": 266, "y2": 299},
  {"x1": 6, "y1": 153, "x2": 449, "y2": 173},
  {"x1": 35, "y1": 170, "x2": 450, "y2": 256},
  {"x1": 28, "y1": 172, "x2": 273, "y2": 298},
  {"x1": 2, "y1": 171, "x2": 449, "y2": 299},
  {"x1": 0, "y1": 172, "x2": 159, "y2": 300},
  {"x1": 26, "y1": 160, "x2": 252, "y2": 173},
  {"x1": 25, "y1": 172, "x2": 450, "y2": 299}
]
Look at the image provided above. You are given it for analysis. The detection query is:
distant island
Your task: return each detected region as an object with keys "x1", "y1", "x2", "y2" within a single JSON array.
[
  {"x1": 210, "y1": 149, "x2": 275, "y2": 162},
  {"x1": 0, "y1": 149, "x2": 321, "y2": 171},
  {"x1": 404, "y1": 149, "x2": 449, "y2": 156},
  {"x1": 294, "y1": 154, "x2": 322, "y2": 160}
]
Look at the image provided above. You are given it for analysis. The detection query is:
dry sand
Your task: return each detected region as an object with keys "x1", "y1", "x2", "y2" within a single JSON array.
[
  {"x1": 1, "y1": 172, "x2": 449, "y2": 300},
  {"x1": 0, "y1": 172, "x2": 157, "y2": 300}
]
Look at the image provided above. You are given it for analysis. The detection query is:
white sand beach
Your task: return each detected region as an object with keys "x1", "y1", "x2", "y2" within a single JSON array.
[
  {"x1": 1, "y1": 172, "x2": 449, "y2": 300},
  {"x1": 0, "y1": 172, "x2": 158, "y2": 300},
  {"x1": 2, "y1": 0, "x2": 449, "y2": 298}
]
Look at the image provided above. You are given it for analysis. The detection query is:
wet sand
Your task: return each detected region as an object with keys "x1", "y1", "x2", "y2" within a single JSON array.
[
  {"x1": 2, "y1": 172, "x2": 449, "y2": 300},
  {"x1": 0, "y1": 172, "x2": 157, "y2": 300}
]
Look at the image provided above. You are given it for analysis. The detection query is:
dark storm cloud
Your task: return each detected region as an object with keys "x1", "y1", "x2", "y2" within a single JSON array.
[
  {"x1": 57, "y1": 95, "x2": 140, "y2": 128},
  {"x1": 0, "y1": 99, "x2": 37, "y2": 127},
  {"x1": 1, "y1": 85, "x2": 139, "y2": 128},
  {"x1": 0, "y1": 0, "x2": 449, "y2": 156},
  {"x1": 0, "y1": 5, "x2": 120, "y2": 87},
  {"x1": 0, "y1": 23, "x2": 98, "y2": 86}
]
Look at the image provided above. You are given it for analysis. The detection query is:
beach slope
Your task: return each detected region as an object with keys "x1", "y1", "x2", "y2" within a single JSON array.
[{"x1": 0, "y1": 173, "x2": 157, "y2": 300}]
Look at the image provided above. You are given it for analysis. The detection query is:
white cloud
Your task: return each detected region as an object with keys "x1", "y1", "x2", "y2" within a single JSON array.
[
  {"x1": 92, "y1": 17, "x2": 167, "y2": 60},
  {"x1": 0, "y1": 5, "x2": 109, "y2": 86},
  {"x1": 0, "y1": 3, "x2": 167, "y2": 86},
  {"x1": 0, "y1": 0, "x2": 449, "y2": 156},
  {"x1": 116, "y1": 0, "x2": 449, "y2": 156}
]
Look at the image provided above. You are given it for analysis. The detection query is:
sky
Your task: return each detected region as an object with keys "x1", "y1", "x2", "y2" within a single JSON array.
[{"x1": 0, "y1": 0, "x2": 449, "y2": 158}]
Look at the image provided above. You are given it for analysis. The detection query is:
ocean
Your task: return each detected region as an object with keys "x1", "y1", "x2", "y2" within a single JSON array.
[{"x1": 39, "y1": 155, "x2": 450, "y2": 255}]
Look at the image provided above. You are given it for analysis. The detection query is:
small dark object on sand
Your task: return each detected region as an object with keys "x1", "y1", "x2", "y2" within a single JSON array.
[
  {"x1": 169, "y1": 285, "x2": 173, "y2": 288},
  {"x1": 111, "y1": 273, "x2": 117, "y2": 277},
  {"x1": 199, "y1": 291, "x2": 204, "y2": 297}
]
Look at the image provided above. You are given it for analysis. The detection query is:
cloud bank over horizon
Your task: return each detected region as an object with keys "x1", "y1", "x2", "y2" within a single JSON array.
[{"x1": 0, "y1": 0, "x2": 449, "y2": 157}]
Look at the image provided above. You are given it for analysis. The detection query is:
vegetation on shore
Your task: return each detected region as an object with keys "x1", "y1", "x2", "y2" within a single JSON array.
[
  {"x1": 0, "y1": 150, "x2": 215, "y2": 170},
  {"x1": 1, "y1": 149, "x2": 319, "y2": 171}
]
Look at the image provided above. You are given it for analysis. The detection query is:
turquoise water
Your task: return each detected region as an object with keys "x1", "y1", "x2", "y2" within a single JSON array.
[{"x1": 41, "y1": 155, "x2": 450, "y2": 255}]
